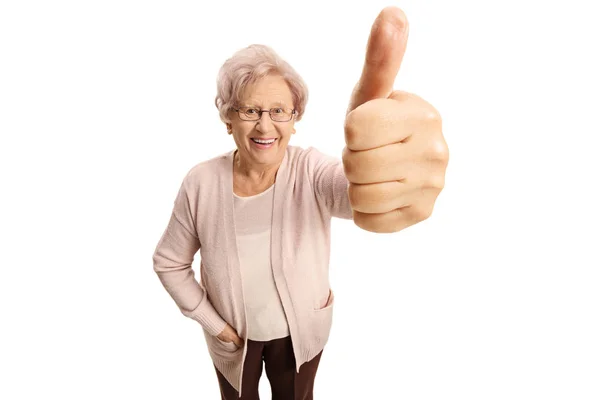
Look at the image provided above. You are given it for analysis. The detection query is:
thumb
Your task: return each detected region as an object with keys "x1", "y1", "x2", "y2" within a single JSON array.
[
  {"x1": 234, "y1": 335, "x2": 244, "y2": 347},
  {"x1": 347, "y1": 7, "x2": 409, "y2": 113}
]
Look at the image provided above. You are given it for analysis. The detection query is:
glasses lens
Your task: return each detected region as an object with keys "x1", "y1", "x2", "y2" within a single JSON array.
[
  {"x1": 240, "y1": 108, "x2": 259, "y2": 120},
  {"x1": 271, "y1": 108, "x2": 292, "y2": 122}
]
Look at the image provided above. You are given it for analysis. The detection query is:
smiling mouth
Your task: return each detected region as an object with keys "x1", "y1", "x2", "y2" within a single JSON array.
[{"x1": 251, "y1": 138, "x2": 277, "y2": 144}]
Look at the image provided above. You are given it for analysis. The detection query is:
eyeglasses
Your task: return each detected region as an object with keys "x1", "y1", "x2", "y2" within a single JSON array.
[{"x1": 233, "y1": 106, "x2": 296, "y2": 122}]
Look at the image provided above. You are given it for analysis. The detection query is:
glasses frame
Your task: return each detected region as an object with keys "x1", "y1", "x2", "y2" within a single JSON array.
[{"x1": 232, "y1": 106, "x2": 296, "y2": 122}]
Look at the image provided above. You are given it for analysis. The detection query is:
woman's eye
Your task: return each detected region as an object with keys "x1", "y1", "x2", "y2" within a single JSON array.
[
  {"x1": 246, "y1": 109, "x2": 258, "y2": 114},
  {"x1": 273, "y1": 108, "x2": 284, "y2": 113}
]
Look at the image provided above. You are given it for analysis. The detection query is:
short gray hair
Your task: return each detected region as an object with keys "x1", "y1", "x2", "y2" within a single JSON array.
[{"x1": 215, "y1": 44, "x2": 308, "y2": 123}]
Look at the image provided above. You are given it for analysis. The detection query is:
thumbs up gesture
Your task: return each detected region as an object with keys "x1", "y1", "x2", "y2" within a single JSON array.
[{"x1": 343, "y1": 7, "x2": 449, "y2": 233}]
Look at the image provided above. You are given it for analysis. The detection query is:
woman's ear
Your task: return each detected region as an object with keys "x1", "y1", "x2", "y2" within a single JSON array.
[{"x1": 226, "y1": 123, "x2": 232, "y2": 134}]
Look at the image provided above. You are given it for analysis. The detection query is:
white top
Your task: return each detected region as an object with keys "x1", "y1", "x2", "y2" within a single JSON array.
[{"x1": 233, "y1": 184, "x2": 290, "y2": 341}]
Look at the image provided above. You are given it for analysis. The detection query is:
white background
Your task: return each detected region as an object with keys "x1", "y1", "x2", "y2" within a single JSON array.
[{"x1": 1, "y1": 0, "x2": 599, "y2": 399}]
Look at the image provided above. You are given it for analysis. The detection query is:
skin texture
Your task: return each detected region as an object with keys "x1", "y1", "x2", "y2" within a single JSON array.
[{"x1": 343, "y1": 6, "x2": 449, "y2": 233}]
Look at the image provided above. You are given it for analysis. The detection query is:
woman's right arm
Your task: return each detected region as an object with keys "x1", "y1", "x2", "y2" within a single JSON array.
[{"x1": 152, "y1": 177, "x2": 227, "y2": 337}]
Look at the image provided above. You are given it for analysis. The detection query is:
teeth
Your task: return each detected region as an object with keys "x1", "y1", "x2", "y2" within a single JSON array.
[{"x1": 253, "y1": 138, "x2": 275, "y2": 144}]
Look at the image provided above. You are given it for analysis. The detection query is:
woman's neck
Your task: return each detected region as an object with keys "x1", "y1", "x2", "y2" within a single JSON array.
[{"x1": 233, "y1": 150, "x2": 280, "y2": 186}]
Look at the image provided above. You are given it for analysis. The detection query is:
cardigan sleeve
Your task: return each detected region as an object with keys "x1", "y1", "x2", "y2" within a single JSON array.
[
  {"x1": 152, "y1": 176, "x2": 228, "y2": 337},
  {"x1": 306, "y1": 146, "x2": 354, "y2": 220}
]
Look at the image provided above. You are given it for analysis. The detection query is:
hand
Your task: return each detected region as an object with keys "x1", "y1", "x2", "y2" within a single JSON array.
[
  {"x1": 217, "y1": 324, "x2": 244, "y2": 347},
  {"x1": 343, "y1": 7, "x2": 449, "y2": 233}
]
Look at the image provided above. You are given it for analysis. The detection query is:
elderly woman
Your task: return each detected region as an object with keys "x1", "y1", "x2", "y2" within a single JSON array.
[{"x1": 152, "y1": 7, "x2": 448, "y2": 400}]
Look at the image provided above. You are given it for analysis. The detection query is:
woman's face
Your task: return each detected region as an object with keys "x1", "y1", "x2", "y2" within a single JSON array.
[{"x1": 227, "y1": 74, "x2": 296, "y2": 169}]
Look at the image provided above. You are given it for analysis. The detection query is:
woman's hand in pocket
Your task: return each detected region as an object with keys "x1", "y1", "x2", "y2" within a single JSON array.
[{"x1": 217, "y1": 324, "x2": 244, "y2": 347}]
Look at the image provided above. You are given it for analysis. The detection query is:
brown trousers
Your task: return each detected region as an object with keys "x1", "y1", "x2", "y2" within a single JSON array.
[{"x1": 215, "y1": 335, "x2": 323, "y2": 400}]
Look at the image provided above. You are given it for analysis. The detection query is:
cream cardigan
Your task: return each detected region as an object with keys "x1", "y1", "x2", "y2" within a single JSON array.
[{"x1": 152, "y1": 145, "x2": 353, "y2": 395}]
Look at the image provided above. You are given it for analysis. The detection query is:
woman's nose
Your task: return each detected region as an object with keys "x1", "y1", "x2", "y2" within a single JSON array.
[{"x1": 256, "y1": 112, "x2": 274, "y2": 132}]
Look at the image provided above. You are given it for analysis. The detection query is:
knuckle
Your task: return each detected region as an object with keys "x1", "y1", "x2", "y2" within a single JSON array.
[
  {"x1": 425, "y1": 175, "x2": 445, "y2": 190},
  {"x1": 426, "y1": 137, "x2": 449, "y2": 163},
  {"x1": 411, "y1": 204, "x2": 432, "y2": 222},
  {"x1": 424, "y1": 107, "x2": 442, "y2": 124}
]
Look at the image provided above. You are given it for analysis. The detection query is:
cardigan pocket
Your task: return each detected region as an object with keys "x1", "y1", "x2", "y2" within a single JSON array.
[
  {"x1": 314, "y1": 288, "x2": 334, "y2": 311},
  {"x1": 216, "y1": 337, "x2": 240, "y2": 350},
  {"x1": 209, "y1": 335, "x2": 243, "y2": 359},
  {"x1": 312, "y1": 289, "x2": 335, "y2": 347}
]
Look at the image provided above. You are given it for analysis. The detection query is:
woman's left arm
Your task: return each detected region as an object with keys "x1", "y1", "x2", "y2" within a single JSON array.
[{"x1": 306, "y1": 146, "x2": 353, "y2": 220}]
